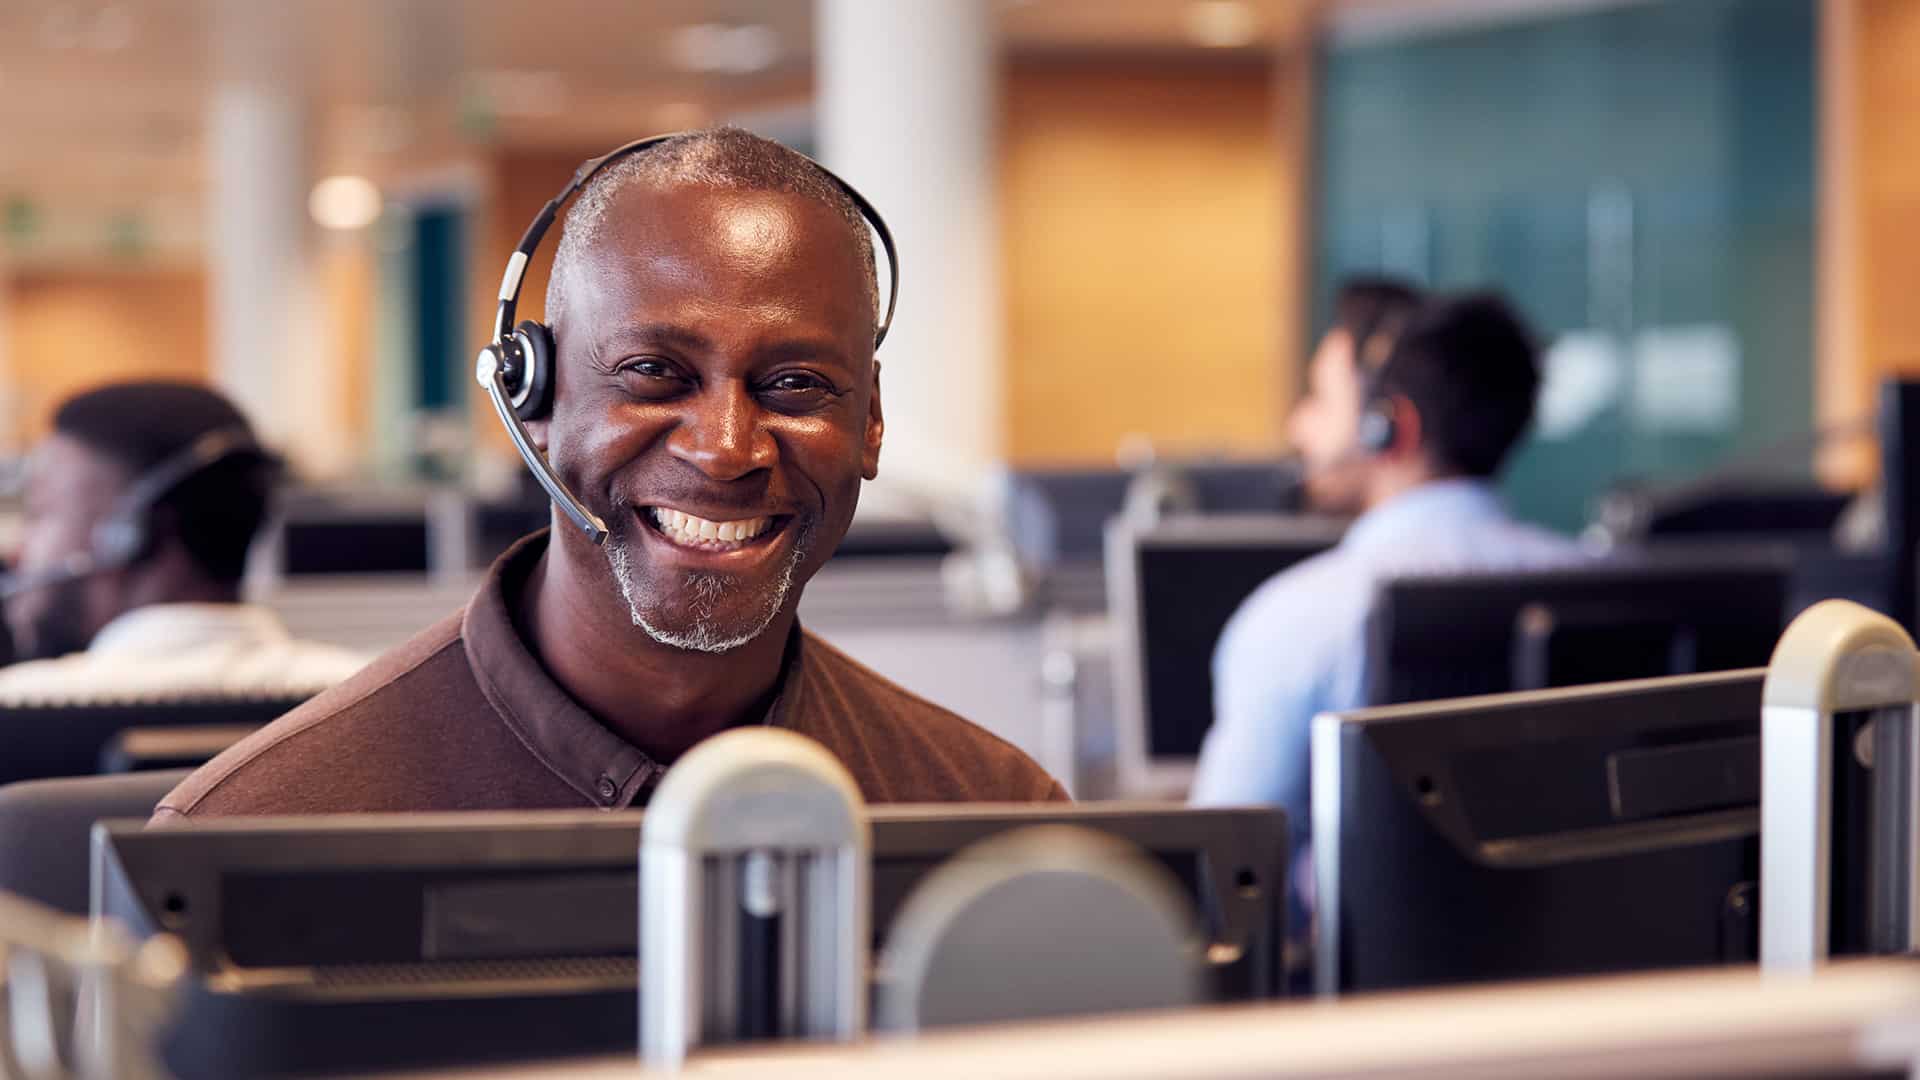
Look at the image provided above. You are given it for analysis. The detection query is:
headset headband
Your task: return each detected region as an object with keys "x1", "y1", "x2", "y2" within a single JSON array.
[
  {"x1": 112, "y1": 428, "x2": 263, "y2": 520},
  {"x1": 489, "y1": 134, "x2": 900, "y2": 350}
]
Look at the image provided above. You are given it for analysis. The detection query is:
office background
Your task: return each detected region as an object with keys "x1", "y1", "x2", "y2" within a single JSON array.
[
  {"x1": 0, "y1": 0, "x2": 1916, "y2": 789},
  {"x1": 2, "y1": 0, "x2": 1908, "y2": 507}
]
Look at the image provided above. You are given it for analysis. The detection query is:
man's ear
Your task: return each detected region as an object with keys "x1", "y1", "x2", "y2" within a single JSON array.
[
  {"x1": 862, "y1": 361, "x2": 885, "y2": 481},
  {"x1": 1386, "y1": 392, "x2": 1423, "y2": 460}
]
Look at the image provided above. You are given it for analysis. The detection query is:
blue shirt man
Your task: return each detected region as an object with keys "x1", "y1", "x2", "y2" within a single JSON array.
[
  {"x1": 1193, "y1": 481, "x2": 1580, "y2": 842},
  {"x1": 1189, "y1": 287, "x2": 1584, "y2": 941}
]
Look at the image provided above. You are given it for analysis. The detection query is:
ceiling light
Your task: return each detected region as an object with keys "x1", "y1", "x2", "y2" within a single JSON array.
[
  {"x1": 37, "y1": 5, "x2": 84, "y2": 49},
  {"x1": 1185, "y1": 1, "x2": 1258, "y2": 48},
  {"x1": 341, "y1": 106, "x2": 413, "y2": 156},
  {"x1": 668, "y1": 23, "x2": 781, "y2": 75},
  {"x1": 309, "y1": 176, "x2": 382, "y2": 231},
  {"x1": 652, "y1": 102, "x2": 708, "y2": 130},
  {"x1": 90, "y1": 4, "x2": 134, "y2": 51},
  {"x1": 471, "y1": 69, "x2": 568, "y2": 118}
]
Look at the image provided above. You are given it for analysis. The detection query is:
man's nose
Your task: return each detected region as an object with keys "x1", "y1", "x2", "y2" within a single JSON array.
[{"x1": 665, "y1": 382, "x2": 777, "y2": 482}]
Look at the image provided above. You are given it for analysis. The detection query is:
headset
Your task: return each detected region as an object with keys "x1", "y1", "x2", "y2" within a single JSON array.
[
  {"x1": 1353, "y1": 376, "x2": 1399, "y2": 456},
  {"x1": 0, "y1": 428, "x2": 266, "y2": 599},
  {"x1": 1350, "y1": 311, "x2": 1414, "y2": 458},
  {"x1": 474, "y1": 132, "x2": 902, "y2": 547}
]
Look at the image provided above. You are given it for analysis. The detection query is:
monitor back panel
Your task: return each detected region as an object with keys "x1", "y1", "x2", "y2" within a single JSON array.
[
  {"x1": 1316, "y1": 671, "x2": 1765, "y2": 995},
  {"x1": 94, "y1": 805, "x2": 1286, "y2": 1078},
  {"x1": 1368, "y1": 555, "x2": 1789, "y2": 706}
]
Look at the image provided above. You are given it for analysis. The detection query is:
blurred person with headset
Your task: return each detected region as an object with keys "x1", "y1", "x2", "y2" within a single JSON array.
[
  {"x1": 156, "y1": 128, "x2": 1063, "y2": 822},
  {"x1": 1190, "y1": 287, "x2": 1584, "y2": 947},
  {"x1": 0, "y1": 381, "x2": 365, "y2": 701}
]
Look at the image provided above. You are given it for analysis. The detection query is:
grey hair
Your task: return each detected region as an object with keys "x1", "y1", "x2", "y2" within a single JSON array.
[{"x1": 545, "y1": 126, "x2": 879, "y2": 333}]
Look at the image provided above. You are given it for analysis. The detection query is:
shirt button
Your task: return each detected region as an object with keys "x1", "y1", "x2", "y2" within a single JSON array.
[{"x1": 596, "y1": 776, "x2": 619, "y2": 802}]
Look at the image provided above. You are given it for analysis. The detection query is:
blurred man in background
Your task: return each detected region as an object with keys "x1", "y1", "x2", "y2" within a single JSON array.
[
  {"x1": 1191, "y1": 290, "x2": 1582, "y2": 943},
  {"x1": 1287, "y1": 277, "x2": 1423, "y2": 515},
  {"x1": 0, "y1": 381, "x2": 364, "y2": 700}
]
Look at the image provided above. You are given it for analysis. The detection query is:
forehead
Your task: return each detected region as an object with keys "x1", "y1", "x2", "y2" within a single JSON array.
[{"x1": 569, "y1": 184, "x2": 870, "y2": 336}]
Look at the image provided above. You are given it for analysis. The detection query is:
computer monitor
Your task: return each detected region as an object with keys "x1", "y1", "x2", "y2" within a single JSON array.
[
  {"x1": 93, "y1": 804, "x2": 1285, "y2": 1078},
  {"x1": 1591, "y1": 482, "x2": 1853, "y2": 547},
  {"x1": 0, "y1": 697, "x2": 306, "y2": 787},
  {"x1": 1367, "y1": 551, "x2": 1791, "y2": 706},
  {"x1": 1879, "y1": 379, "x2": 1920, "y2": 631},
  {"x1": 1312, "y1": 669, "x2": 1765, "y2": 995},
  {"x1": 252, "y1": 487, "x2": 475, "y2": 583},
  {"x1": 1001, "y1": 461, "x2": 1301, "y2": 570},
  {"x1": 1106, "y1": 515, "x2": 1346, "y2": 795}
]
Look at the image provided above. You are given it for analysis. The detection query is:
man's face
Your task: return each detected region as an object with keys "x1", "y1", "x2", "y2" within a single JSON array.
[
  {"x1": 1288, "y1": 329, "x2": 1370, "y2": 515},
  {"x1": 7, "y1": 434, "x2": 130, "y2": 660},
  {"x1": 543, "y1": 185, "x2": 882, "y2": 653}
]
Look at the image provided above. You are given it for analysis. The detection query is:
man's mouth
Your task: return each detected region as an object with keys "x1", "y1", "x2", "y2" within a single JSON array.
[{"x1": 642, "y1": 506, "x2": 788, "y2": 552}]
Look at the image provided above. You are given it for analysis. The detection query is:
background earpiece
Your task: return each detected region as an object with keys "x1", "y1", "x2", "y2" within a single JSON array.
[
  {"x1": 90, "y1": 515, "x2": 150, "y2": 570},
  {"x1": 1356, "y1": 399, "x2": 1398, "y2": 455}
]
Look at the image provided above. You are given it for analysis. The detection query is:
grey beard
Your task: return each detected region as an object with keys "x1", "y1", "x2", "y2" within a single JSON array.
[{"x1": 605, "y1": 519, "x2": 812, "y2": 655}]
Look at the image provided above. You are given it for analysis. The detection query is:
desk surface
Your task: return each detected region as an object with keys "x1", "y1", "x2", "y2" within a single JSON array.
[{"x1": 347, "y1": 959, "x2": 1920, "y2": 1080}]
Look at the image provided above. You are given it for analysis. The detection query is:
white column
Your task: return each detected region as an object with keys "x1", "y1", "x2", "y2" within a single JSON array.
[
  {"x1": 0, "y1": 271, "x2": 14, "y2": 449},
  {"x1": 206, "y1": 85, "x2": 346, "y2": 476},
  {"x1": 815, "y1": 0, "x2": 1000, "y2": 509}
]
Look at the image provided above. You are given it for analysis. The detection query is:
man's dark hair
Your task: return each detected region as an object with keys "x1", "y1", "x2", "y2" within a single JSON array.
[
  {"x1": 1330, "y1": 276, "x2": 1422, "y2": 372},
  {"x1": 52, "y1": 381, "x2": 275, "y2": 584},
  {"x1": 1375, "y1": 292, "x2": 1542, "y2": 479}
]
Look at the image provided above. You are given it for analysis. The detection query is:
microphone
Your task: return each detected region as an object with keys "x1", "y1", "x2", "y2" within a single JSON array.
[
  {"x1": 0, "y1": 551, "x2": 100, "y2": 600},
  {"x1": 474, "y1": 349, "x2": 609, "y2": 545}
]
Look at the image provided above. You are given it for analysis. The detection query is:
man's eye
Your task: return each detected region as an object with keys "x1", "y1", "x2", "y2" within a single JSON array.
[
  {"x1": 767, "y1": 373, "x2": 831, "y2": 394},
  {"x1": 621, "y1": 359, "x2": 676, "y2": 380}
]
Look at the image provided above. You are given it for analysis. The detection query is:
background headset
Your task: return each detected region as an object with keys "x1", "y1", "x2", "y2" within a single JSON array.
[
  {"x1": 0, "y1": 427, "x2": 266, "y2": 599},
  {"x1": 474, "y1": 132, "x2": 901, "y2": 547},
  {"x1": 1351, "y1": 311, "x2": 1413, "y2": 457}
]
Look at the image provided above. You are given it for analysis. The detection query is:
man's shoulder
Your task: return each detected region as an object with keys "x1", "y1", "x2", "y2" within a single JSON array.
[
  {"x1": 793, "y1": 632, "x2": 1066, "y2": 802},
  {"x1": 154, "y1": 612, "x2": 475, "y2": 819},
  {"x1": 0, "y1": 653, "x2": 111, "y2": 704},
  {"x1": 1222, "y1": 546, "x2": 1371, "y2": 652}
]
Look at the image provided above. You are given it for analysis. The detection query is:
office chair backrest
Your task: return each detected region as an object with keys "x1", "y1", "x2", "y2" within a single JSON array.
[
  {"x1": 1366, "y1": 554, "x2": 1790, "y2": 706},
  {"x1": 0, "y1": 769, "x2": 191, "y2": 914}
]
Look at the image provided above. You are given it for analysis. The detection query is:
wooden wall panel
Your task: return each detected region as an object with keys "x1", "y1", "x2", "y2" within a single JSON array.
[
  {"x1": 1, "y1": 269, "x2": 208, "y2": 447},
  {"x1": 1000, "y1": 59, "x2": 1288, "y2": 466},
  {"x1": 1858, "y1": 0, "x2": 1920, "y2": 373},
  {"x1": 1819, "y1": 0, "x2": 1920, "y2": 486}
]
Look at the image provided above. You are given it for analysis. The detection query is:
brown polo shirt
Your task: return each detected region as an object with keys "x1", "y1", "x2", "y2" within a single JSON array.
[{"x1": 154, "y1": 534, "x2": 1065, "y2": 820}]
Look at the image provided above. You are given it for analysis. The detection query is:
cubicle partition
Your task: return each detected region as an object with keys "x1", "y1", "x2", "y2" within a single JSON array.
[{"x1": 93, "y1": 804, "x2": 1286, "y2": 1078}]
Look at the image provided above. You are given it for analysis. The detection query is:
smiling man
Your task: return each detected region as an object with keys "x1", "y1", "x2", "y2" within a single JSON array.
[{"x1": 156, "y1": 129, "x2": 1064, "y2": 820}]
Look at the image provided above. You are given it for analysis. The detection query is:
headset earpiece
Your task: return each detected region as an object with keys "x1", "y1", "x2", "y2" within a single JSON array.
[
  {"x1": 90, "y1": 515, "x2": 149, "y2": 570},
  {"x1": 1356, "y1": 399, "x2": 1398, "y2": 455},
  {"x1": 509, "y1": 321, "x2": 557, "y2": 422}
]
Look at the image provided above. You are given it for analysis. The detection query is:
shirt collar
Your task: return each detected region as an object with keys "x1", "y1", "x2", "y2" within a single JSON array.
[
  {"x1": 461, "y1": 531, "x2": 801, "y2": 809},
  {"x1": 88, "y1": 604, "x2": 290, "y2": 657},
  {"x1": 1341, "y1": 478, "x2": 1510, "y2": 553}
]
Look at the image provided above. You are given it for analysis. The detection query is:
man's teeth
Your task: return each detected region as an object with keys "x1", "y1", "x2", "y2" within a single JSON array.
[{"x1": 649, "y1": 508, "x2": 774, "y2": 544}]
